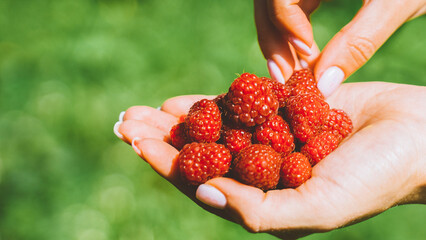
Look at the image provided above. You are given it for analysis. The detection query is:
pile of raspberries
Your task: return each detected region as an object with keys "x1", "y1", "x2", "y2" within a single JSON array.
[{"x1": 170, "y1": 69, "x2": 353, "y2": 191}]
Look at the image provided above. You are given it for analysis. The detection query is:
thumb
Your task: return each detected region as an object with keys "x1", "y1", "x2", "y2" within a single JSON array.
[
  {"x1": 195, "y1": 177, "x2": 336, "y2": 235},
  {"x1": 315, "y1": 0, "x2": 422, "y2": 97}
]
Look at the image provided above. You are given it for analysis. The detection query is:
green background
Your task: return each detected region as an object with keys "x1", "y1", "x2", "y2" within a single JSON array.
[{"x1": 0, "y1": 0, "x2": 425, "y2": 239}]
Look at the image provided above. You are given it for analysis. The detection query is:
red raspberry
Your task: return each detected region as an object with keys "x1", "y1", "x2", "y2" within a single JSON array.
[
  {"x1": 178, "y1": 115, "x2": 186, "y2": 123},
  {"x1": 179, "y1": 142, "x2": 232, "y2": 185},
  {"x1": 254, "y1": 115, "x2": 294, "y2": 156},
  {"x1": 224, "y1": 73, "x2": 279, "y2": 127},
  {"x1": 185, "y1": 99, "x2": 222, "y2": 143},
  {"x1": 322, "y1": 109, "x2": 353, "y2": 139},
  {"x1": 213, "y1": 93, "x2": 226, "y2": 113},
  {"x1": 232, "y1": 144, "x2": 282, "y2": 191},
  {"x1": 170, "y1": 122, "x2": 191, "y2": 150},
  {"x1": 285, "y1": 93, "x2": 330, "y2": 143},
  {"x1": 261, "y1": 77, "x2": 291, "y2": 108},
  {"x1": 280, "y1": 152, "x2": 312, "y2": 188},
  {"x1": 221, "y1": 128, "x2": 252, "y2": 155},
  {"x1": 301, "y1": 131, "x2": 341, "y2": 166},
  {"x1": 286, "y1": 69, "x2": 323, "y2": 98}
]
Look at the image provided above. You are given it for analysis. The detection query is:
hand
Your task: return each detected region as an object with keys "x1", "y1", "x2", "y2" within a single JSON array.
[
  {"x1": 256, "y1": 0, "x2": 426, "y2": 96},
  {"x1": 114, "y1": 82, "x2": 426, "y2": 239}
]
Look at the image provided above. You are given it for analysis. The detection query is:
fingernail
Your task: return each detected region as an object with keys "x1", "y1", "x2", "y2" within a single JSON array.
[
  {"x1": 156, "y1": 106, "x2": 161, "y2": 111},
  {"x1": 196, "y1": 184, "x2": 227, "y2": 209},
  {"x1": 299, "y1": 59, "x2": 309, "y2": 69},
  {"x1": 119, "y1": 111, "x2": 125, "y2": 122},
  {"x1": 289, "y1": 37, "x2": 312, "y2": 56},
  {"x1": 267, "y1": 59, "x2": 285, "y2": 84},
  {"x1": 317, "y1": 66, "x2": 345, "y2": 97},
  {"x1": 132, "y1": 137, "x2": 142, "y2": 155},
  {"x1": 113, "y1": 121, "x2": 124, "y2": 139}
]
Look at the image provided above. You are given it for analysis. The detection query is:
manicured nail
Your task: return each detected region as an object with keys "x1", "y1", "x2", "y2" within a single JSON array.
[
  {"x1": 119, "y1": 111, "x2": 125, "y2": 122},
  {"x1": 317, "y1": 66, "x2": 345, "y2": 97},
  {"x1": 156, "y1": 106, "x2": 161, "y2": 111},
  {"x1": 196, "y1": 184, "x2": 227, "y2": 209},
  {"x1": 132, "y1": 137, "x2": 142, "y2": 155},
  {"x1": 289, "y1": 37, "x2": 312, "y2": 56},
  {"x1": 113, "y1": 121, "x2": 123, "y2": 139},
  {"x1": 299, "y1": 59, "x2": 309, "y2": 69},
  {"x1": 267, "y1": 59, "x2": 285, "y2": 84}
]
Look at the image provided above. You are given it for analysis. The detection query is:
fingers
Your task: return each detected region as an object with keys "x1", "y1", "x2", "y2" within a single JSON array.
[
  {"x1": 255, "y1": 0, "x2": 296, "y2": 82},
  {"x1": 267, "y1": 0, "x2": 314, "y2": 48},
  {"x1": 133, "y1": 138, "x2": 181, "y2": 181},
  {"x1": 123, "y1": 106, "x2": 177, "y2": 132},
  {"x1": 298, "y1": 41, "x2": 320, "y2": 69},
  {"x1": 161, "y1": 95, "x2": 215, "y2": 117},
  {"x1": 255, "y1": 0, "x2": 321, "y2": 82},
  {"x1": 315, "y1": 0, "x2": 421, "y2": 97},
  {"x1": 118, "y1": 120, "x2": 170, "y2": 144}
]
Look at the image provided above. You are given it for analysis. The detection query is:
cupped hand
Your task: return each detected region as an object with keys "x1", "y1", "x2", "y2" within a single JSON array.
[
  {"x1": 257, "y1": 0, "x2": 426, "y2": 96},
  {"x1": 114, "y1": 82, "x2": 426, "y2": 239}
]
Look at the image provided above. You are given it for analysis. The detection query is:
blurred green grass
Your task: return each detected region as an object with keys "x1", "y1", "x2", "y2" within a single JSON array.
[{"x1": 0, "y1": 0, "x2": 424, "y2": 239}]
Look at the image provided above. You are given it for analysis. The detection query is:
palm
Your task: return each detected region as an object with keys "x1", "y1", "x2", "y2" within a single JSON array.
[{"x1": 116, "y1": 82, "x2": 425, "y2": 239}]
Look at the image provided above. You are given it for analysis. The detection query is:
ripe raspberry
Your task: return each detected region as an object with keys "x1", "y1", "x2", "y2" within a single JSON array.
[
  {"x1": 285, "y1": 93, "x2": 330, "y2": 143},
  {"x1": 286, "y1": 69, "x2": 323, "y2": 98},
  {"x1": 221, "y1": 128, "x2": 252, "y2": 155},
  {"x1": 322, "y1": 109, "x2": 353, "y2": 139},
  {"x1": 170, "y1": 122, "x2": 191, "y2": 150},
  {"x1": 261, "y1": 77, "x2": 291, "y2": 108},
  {"x1": 224, "y1": 73, "x2": 279, "y2": 127},
  {"x1": 280, "y1": 152, "x2": 312, "y2": 188},
  {"x1": 178, "y1": 115, "x2": 186, "y2": 123},
  {"x1": 254, "y1": 115, "x2": 294, "y2": 156},
  {"x1": 185, "y1": 99, "x2": 222, "y2": 143},
  {"x1": 301, "y1": 131, "x2": 341, "y2": 166},
  {"x1": 232, "y1": 144, "x2": 282, "y2": 191},
  {"x1": 213, "y1": 93, "x2": 226, "y2": 113},
  {"x1": 179, "y1": 142, "x2": 232, "y2": 185}
]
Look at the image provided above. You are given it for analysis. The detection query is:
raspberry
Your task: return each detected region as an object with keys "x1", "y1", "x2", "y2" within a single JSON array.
[
  {"x1": 213, "y1": 93, "x2": 226, "y2": 113},
  {"x1": 254, "y1": 115, "x2": 294, "y2": 156},
  {"x1": 185, "y1": 99, "x2": 222, "y2": 143},
  {"x1": 261, "y1": 77, "x2": 291, "y2": 108},
  {"x1": 280, "y1": 152, "x2": 312, "y2": 188},
  {"x1": 221, "y1": 128, "x2": 252, "y2": 155},
  {"x1": 170, "y1": 122, "x2": 191, "y2": 150},
  {"x1": 286, "y1": 69, "x2": 323, "y2": 98},
  {"x1": 301, "y1": 131, "x2": 341, "y2": 166},
  {"x1": 178, "y1": 115, "x2": 186, "y2": 123},
  {"x1": 224, "y1": 73, "x2": 279, "y2": 127},
  {"x1": 323, "y1": 109, "x2": 353, "y2": 139},
  {"x1": 232, "y1": 144, "x2": 282, "y2": 191},
  {"x1": 285, "y1": 93, "x2": 330, "y2": 143},
  {"x1": 179, "y1": 142, "x2": 232, "y2": 185}
]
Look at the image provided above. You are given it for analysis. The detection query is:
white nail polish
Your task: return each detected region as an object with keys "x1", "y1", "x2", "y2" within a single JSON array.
[
  {"x1": 119, "y1": 111, "x2": 125, "y2": 122},
  {"x1": 267, "y1": 59, "x2": 285, "y2": 84},
  {"x1": 132, "y1": 137, "x2": 142, "y2": 155},
  {"x1": 317, "y1": 66, "x2": 345, "y2": 97},
  {"x1": 113, "y1": 121, "x2": 124, "y2": 139},
  {"x1": 196, "y1": 184, "x2": 227, "y2": 209},
  {"x1": 299, "y1": 59, "x2": 309, "y2": 69},
  {"x1": 289, "y1": 37, "x2": 312, "y2": 56}
]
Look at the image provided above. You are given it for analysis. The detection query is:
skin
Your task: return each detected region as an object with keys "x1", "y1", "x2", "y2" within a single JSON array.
[
  {"x1": 116, "y1": 82, "x2": 426, "y2": 239},
  {"x1": 257, "y1": 0, "x2": 426, "y2": 81}
]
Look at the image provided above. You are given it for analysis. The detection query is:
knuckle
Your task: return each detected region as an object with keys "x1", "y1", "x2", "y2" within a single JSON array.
[{"x1": 346, "y1": 37, "x2": 376, "y2": 66}]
